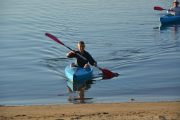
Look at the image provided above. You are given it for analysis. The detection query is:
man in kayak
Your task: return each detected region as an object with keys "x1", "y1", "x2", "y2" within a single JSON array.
[
  {"x1": 168, "y1": 0, "x2": 180, "y2": 15},
  {"x1": 66, "y1": 41, "x2": 97, "y2": 68},
  {"x1": 66, "y1": 41, "x2": 97, "y2": 101}
]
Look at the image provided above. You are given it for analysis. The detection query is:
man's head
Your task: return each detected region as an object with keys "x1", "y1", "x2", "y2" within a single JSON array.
[
  {"x1": 173, "y1": 0, "x2": 179, "y2": 7},
  {"x1": 77, "y1": 41, "x2": 85, "y2": 53}
]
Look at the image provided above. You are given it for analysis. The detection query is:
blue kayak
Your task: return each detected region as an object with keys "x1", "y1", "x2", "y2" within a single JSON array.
[
  {"x1": 65, "y1": 65, "x2": 93, "y2": 91},
  {"x1": 160, "y1": 14, "x2": 180, "y2": 25}
]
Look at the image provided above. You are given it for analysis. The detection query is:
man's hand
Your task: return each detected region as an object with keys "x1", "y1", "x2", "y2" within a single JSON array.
[{"x1": 67, "y1": 51, "x2": 76, "y2": 58}]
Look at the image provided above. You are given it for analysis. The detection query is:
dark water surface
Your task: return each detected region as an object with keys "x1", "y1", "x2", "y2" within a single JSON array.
[{"x1": 0, "y1": 0, "x2": 180, "y2": 105}]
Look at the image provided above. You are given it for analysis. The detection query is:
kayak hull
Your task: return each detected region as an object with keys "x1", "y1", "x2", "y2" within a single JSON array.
[
  {"x1": 65, "y1": 65, "x2": 93, "y2": 91},
  {"x1": 160, "y1": 14, "x2": 180, "y2": 25}
]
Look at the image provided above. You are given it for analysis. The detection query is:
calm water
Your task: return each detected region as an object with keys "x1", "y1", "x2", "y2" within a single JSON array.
[{"x1": 0, "y1": 0, "x2": 180, "y2": 105}]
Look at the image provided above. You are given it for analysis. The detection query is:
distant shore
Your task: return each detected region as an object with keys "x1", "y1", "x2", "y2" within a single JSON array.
[{"x1": 0, "y1": 101, "x2": 180, "y2": 120}]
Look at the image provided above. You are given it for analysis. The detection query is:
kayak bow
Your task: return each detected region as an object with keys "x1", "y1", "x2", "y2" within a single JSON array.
[{"x1": 65, "y1": 65, "x2": 93, "y2": 91}]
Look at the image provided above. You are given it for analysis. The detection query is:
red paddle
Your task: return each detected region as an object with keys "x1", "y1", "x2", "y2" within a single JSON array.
[
  {"x1": 96, "y1": 66, "x2": 119, "y2": 79},
  {"x1": 45, "y1": 33, "x2": 73, "y2": 51},
  {"x1": 45, "y1": 32, "x2": 119, "y2": 79},
  {"x1": 154, "y1": 6, "x2": 167, "y2": 11}
]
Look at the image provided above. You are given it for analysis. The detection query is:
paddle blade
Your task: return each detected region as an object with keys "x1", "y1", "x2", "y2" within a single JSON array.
[
  {"x1": 154, "y1": 6, "x2": 166, "y2": 11},
  {"x1": 101, "y1": 68, "x2": 119, "y2": 79},
  {"x1": 45, "y1": 33, "x2": 64, "y2": 45}
]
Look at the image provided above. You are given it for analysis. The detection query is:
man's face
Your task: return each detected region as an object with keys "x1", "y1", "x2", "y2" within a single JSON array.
[
  {"x1": 78, "y1": 43, "x2": 85, "y2": 53},
  {"x1": 173, "y1": 2, "x2": 178, "y2": 7}
]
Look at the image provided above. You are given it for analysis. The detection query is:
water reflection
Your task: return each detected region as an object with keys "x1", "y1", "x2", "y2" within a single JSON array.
[
  {"x1": 160, "y1": 23, "x2": 180, "y2": 31},
  {"x1": 67, "y1": 80, "x2": 94, "y2": 103},
  {"x1": 160, "y1": 23, "x2": 180, "y2": 42},
  {"x1": 65, "y1": 66, "x2": 118, "y2": 103}
]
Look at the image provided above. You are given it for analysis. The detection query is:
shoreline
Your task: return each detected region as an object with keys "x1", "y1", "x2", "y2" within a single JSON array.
[
  {"x1": 0, "y1": 101, "x2": 180, "y2": 120},
  {"x1": 1, "y1": 100, "x2": 180, "y2": 107}
]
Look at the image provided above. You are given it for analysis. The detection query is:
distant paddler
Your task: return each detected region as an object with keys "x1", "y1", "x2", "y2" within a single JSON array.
[{"x1": 168, "y1": 0, "x2": 180, "y2": 15}]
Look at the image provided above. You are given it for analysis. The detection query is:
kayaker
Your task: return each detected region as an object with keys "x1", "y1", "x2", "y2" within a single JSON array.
[
  {"x1": 168, "y1": 0, "x2": 180, "y2": 15},
  {"x1": 66, "y1": 41, "x2": 97, "y2": 68},
  {"x1": 66, "y1": 41, "x2": 96, "y2": 101}
]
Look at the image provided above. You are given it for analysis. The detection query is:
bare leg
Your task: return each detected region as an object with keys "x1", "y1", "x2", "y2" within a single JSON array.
[
  {"x1": 67, "y1": 87, "x2": 73, "y2": 101},
  {"x1": 67, "y1": 86, "x2": 72, "y2": 93},
  {"x1": 79, "y1": 89, "x2": 84, "y2": 99},
  {"x1": 77, "y1": 87, "x2": 85, "y2": 103}
]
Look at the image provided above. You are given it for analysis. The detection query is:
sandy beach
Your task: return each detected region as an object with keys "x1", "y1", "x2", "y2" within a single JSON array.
[{"x1": 0, "y1": 102, "x2": 180, "y2": 120}]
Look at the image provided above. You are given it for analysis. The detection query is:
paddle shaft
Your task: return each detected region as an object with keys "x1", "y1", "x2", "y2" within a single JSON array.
[
  {"x1": 65, "y1": 45, "x2": 102, "y2": 70},
  {"x1": 65, "y1": 45, "x2": 88, "y2": 62},
  {"x1": 45, "y1": 33, "x2": 87, "y2": 61},
  {"x1": 62, "y1": 43, "x2": 88, "y2": 61}
]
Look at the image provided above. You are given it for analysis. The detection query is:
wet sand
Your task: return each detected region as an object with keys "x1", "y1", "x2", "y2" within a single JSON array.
[{"x1": 0, "y1": 102, "x2": 180, "y2": 120}]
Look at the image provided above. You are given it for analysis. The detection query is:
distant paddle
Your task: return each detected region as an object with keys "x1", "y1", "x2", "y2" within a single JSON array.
[
  {"x1": 45, "y1": 32, "x2": 119, "y2": 79},
  {"x1": 154, "y1": 6, "x2": 167, "y2": 11}
]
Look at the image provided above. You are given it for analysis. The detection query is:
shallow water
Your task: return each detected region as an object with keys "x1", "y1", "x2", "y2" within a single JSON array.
[{"x1": 0, "y1": 0, "x2": 180, "y2": 105}]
